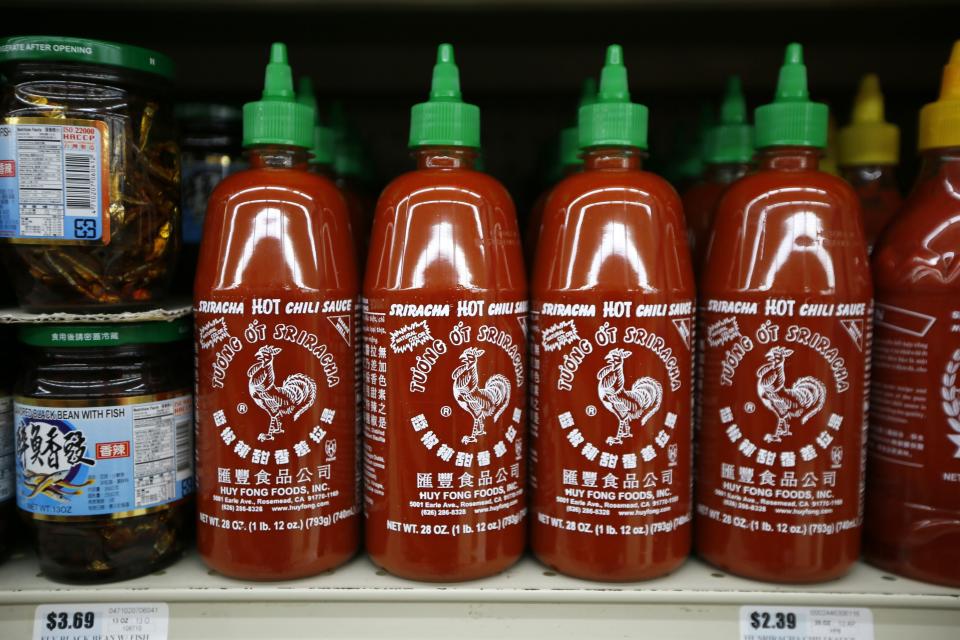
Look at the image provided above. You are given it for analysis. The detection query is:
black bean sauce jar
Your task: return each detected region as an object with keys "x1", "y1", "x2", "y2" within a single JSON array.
[
  {"x1": 13, "y1": 319, "x2": 193, "y2": 582},
  {"x1": 0, "y1": 36, "x2": 180, "y2": 311}
]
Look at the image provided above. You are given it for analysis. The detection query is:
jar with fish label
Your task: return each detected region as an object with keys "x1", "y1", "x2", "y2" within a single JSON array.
[{"x1": 13, "y1": 319, "x2": 193, "y2": 582}]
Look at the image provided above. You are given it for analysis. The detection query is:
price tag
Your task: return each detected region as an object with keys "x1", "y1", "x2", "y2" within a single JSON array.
[
  {"x1": 33, "y1": 603, "x2": 168, "y2": 640},
  {"x1": 740, "y1": 606, "x2": 873, "y2": 640}
]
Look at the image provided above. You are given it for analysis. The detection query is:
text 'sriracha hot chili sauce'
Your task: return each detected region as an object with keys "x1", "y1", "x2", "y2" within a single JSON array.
[
  {"x1": 363, "y1": 44, "x2": 527, "y2": 582},
  {"x1": 683, "y1": 76, "x2": 754, "y2": 272},
  {"x1": 194, "y1": 44, "x2": 359, "y2": 580},
  {"x1": 531, "y1": 45, "x2": 695, "y2": 581},
  {"x1": 865, "y1": 42, "x2": 960, "y2": 588},
  {"x1": 524, "y1": 78, "x2": 595, "y2": 264},
  {"x1": 695, "y1": 44, "x2": 872, "y2": 583},
  {"x1": 838, "y1": 74, "x2": 902, "y2": 253}
]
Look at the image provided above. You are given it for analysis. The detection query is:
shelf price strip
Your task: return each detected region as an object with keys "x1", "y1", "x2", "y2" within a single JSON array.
[
  {"x1": 33, "y1": 603, "x2": 168, "y2": 640},
  {"x1": 739, "y1": 606, "x2": 874, "y2": 640}
]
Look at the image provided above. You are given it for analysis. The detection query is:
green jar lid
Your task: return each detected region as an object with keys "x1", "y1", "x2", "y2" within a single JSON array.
[
  {"x1": 0, "y1": 35, "x2": 174, "y2": 80},
  {"x1": 19, "y1": 318, "x2": 190, "y2": 348}
]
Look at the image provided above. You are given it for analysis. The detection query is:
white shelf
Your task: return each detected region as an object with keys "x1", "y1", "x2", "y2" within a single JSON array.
[{"x1": 0, "y1": 550, "x2": 958, "y2": 638}]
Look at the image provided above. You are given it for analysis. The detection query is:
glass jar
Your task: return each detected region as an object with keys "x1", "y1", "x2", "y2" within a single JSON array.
[
  {"x1": 13, "y1": 319, "x2": 193, "y2": 583},
  {"x1": 173, "y1": 102, "x2": 242, "y2": 294},
  {"x1": 0, "y1": 35, "x2": 180, "y2": 311}
]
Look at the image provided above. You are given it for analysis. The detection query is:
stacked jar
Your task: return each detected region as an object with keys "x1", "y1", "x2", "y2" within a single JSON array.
[{"x1": 0, "y1": 35, "x2": 193, "y2": 582}]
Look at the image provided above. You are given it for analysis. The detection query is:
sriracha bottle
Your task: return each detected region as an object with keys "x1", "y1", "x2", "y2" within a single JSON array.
[
  {"x1": 194, "y1": 44, "x2": 359, "y2": 580},
  {"x1": 531, "y1": 45, "x2": 695, "y2": 581},
  {"x1": 865, "y1": 42, "x2": 960, "y2": 588},
  {"x1": 838, "y1": 74, "x2": 902, "y2": 253},
  {"x1": 363, "y1": 44, "x2": 527, "y2": 581},
  {"x1": 683, "y1": 76, "x2": 753, "y2": 272},
  {"x1": 695, "y1": 44, "x2": 872, "y2": 583}
]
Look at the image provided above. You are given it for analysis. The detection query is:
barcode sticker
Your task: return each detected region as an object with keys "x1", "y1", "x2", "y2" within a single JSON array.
[{"x1": 0, "y1": 119, "x2": 108, "y2": 243}]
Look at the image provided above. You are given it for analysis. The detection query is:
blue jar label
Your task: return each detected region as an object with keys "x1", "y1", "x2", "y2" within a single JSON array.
[
  {"x1": 14, "y1": 393, "x2": 194, "y2": 517},
  {"x1": 0, "y1": 119, "x2": 109, "y2": 244}
]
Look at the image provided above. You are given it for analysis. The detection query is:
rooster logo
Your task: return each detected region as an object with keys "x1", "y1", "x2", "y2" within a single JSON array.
[
  {"x1": 596, "y1": 349, "x2": 663, "y2": 446},
  {"x1": 246, "y1": 345, "x2": 318, "y2": 442},
  {"x1": 756, "y1": 346, "x2": 826, "y2": 443},
  {"x1": 451, "y1": 347, "x2": 511, "y2": 444}
]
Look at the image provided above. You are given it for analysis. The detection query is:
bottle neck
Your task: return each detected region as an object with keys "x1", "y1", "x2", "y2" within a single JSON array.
[
  {"x1": 839, "y1": 163, "x2": 898, "y2": 188},
  {"x1": 247, "y1": 145, "x2": 310, "y2": 170},
  {"x1": 412, "y1": 147, "x2": 479, "y2": 170},
  {"x1": 703, "y1": 161, "x2": 752, "y2": 184},
  {"x1": 308, "y1": 162, "x2": 335, "y2": 178},
  {"x1": 755, "y1": 146, "x2": 822, "y2": 172},
  {"x1": 582, "y1": 147, "x2": 644, "y2": 171},
  {"x1": 912, "y1": 146, "x2": 960, "y2": 192}
]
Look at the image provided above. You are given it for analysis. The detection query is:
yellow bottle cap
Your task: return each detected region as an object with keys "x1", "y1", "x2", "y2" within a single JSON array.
[
  {"x1": 919, "y1": 41, "x2": 960, "y2": 151},
  {"x1": 839, "y1": 74, "x2": 899, "y2": 165}
]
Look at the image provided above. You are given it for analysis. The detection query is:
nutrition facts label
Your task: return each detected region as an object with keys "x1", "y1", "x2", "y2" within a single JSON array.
[
  {"x1": 133, "y1": 399, "x2": 192, "y2": 507},
  {"x1": 0, "y1": 120, "x2": 106, "y2": 243}
]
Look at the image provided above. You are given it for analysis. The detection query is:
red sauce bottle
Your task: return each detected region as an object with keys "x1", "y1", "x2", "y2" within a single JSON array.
[
  {"x1": 865, "y1": 42, "x2": 960, "y2": 588},
  {"x1": 531, "y1": 45, "x2": 695, "y2": 581},
  {"x1": 194, "y1": 44, "x2": 359, "y2": 580},
  {"x1": 683, "y1": 76, "x2": 753, "y2": 271},
  {"x1": 363, "y1": 44, "x2": 527, "y2": 581},
  {"x1": 838, "y1": 74, "x2": 902, "y2": 253},
  {"x1": 695, "y1": 44, "x2": 872, "y2": 583}
]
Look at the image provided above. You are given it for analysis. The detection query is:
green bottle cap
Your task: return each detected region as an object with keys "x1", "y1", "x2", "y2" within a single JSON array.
[
  {"x1": 242, "y1": 43, "x2": 314, "y2": 149},
  {"x1": 706, "y1": 76, "x2": 755, "y2": 164},
  {"x1": 754, "y1": 43, "x2": 828, "y2": 149},
  {"x1": 559, "y1": 77, "x2": 598, "y2": 167},
  {"x1": 579, "y1": 45, "x2": 648, "y2": 150},
  {"x1": 297, "y1": 77, "x2": 335, "y2": 165},
  {"x1": 409, "y1": 44, "x2": 480, "y2": 149}
]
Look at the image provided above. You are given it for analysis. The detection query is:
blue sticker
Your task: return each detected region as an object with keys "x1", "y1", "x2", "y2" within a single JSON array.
[
  {"x1": 14, "y1": 394, "x2": 194, "y2": 517},
  {"x1": 0, "y1": 121, "x2": 105, "y2": 243}
]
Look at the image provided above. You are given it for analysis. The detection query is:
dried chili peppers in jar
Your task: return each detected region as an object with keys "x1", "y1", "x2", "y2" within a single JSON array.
[
  {"x1": 0, "y1": 36, "x2": 180, "y2": 311},
  {"x1": 13, "y1": 319, "x2": 193, "y2": 582}
]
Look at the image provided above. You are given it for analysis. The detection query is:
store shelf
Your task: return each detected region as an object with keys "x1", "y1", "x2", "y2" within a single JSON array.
[{"x1": 0, "y1": 550, "x2": 957, "y2": 638}]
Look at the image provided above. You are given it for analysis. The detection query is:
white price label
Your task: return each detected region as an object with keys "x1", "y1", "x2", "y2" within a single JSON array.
[
  {"x1": 740, "y1": 606, "x2": 873, "y2": 640},
  {"x1": 34, "y1": 603, "x2": 168, "y2": 640}
]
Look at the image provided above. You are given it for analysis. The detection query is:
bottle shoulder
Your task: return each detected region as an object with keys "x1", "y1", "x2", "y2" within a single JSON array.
[
  {"x1": 533, "y1": 169, "x2": 694, "y2": 296},
  {"x1": 548, "y1": 169, "x2": 681, "y2": 209},
  {"x1": 704, "y1": 168, "x2": 870, "y2": 298},
  {"x1": 872, "y1": 177, "x2": 960, "y2": 292},
  {"x1": 211, "y1": 167, "x2": 346, "y2": 207},
  {"x1": 366, "y1": 169, "x2": 524, "y2": 295},
  {"x1": 378, "y1": 168, "x2": 514, "y2": 210}
]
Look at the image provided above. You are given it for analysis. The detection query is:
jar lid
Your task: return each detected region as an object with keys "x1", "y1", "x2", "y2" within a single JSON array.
[
  {"x1": 0, "y1": 35, "x2": 175, "y2": 80},
  {"x1": 19, "y1": 318, "x2": 190, "y2": 348}
]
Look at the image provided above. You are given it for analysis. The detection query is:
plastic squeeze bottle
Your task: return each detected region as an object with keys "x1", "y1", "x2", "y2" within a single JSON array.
[
  {"x1": 838, "y1": 74, "x2": 902, "y2": 253},
  {"x1": 530, "y1": 45, "x2": 695, "y2": 581},
  {"x1": 525, "y1": 78, "x2": 596, "y2": 264},
  {"x1": 865, "y1": 42, "x2": 960, "y2": 588},
  {"x1": 683, "y1": 76, "x2": 754, "y2": 271},
  {"x1": 194, "y1": 44, "x2": 359, "y2": 580},
  {"x1": 695, "y1": 44, "x2": 872, "y2": 583},
  {"x1": 363, "y1": 44, "x2": 527, "y2": 582}
]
